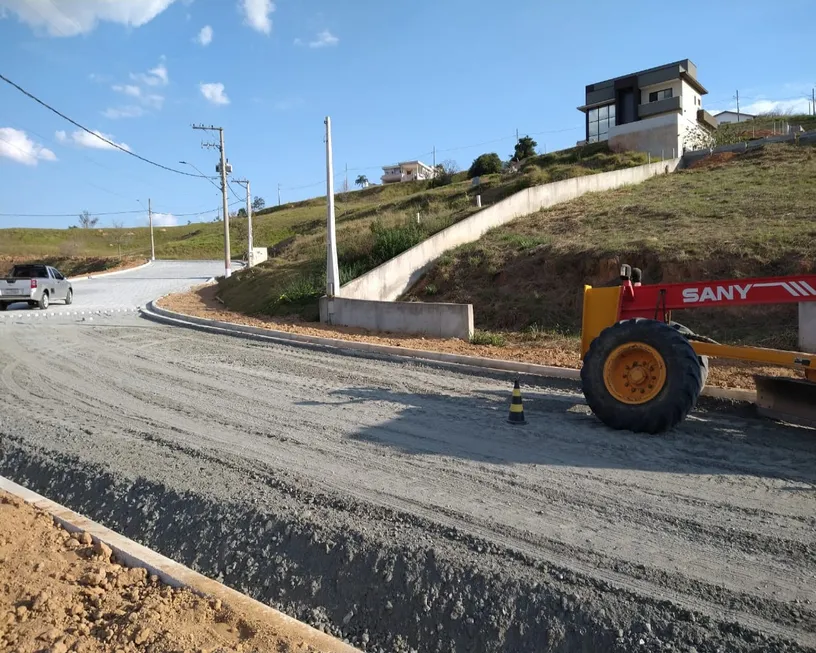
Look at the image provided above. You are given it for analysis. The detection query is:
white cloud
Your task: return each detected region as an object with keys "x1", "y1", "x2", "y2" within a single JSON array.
[
  {"x1": 240, "y1": 0, "x2": 273, "y2": 34},
  {"x1": 113, "y1": 84, "x2": 142, "y2": 98},
  {"x1": 151, "y1": 212, "x2": 178, "y2": 227},
  {"x1": 741, "y1": 98, "x2": 811, "y2": 116},
  {"x1": 130, "y1": 58, "x2": 168, "y2": 87},
  {"x1": 196, "y1": 24, "x2": 212, "y2": 45},
  {"x1": 143, "y1": 94, "x2": 164, "y2": 109},
  {"x1": 273, "y1": 97, "x2": 304, "y2": 111},
  {"x1": 307, "y1": 29, "x2": 338, "y2": 48},
  {"x1": 102, "y1": 106, "x2": 145, "y2": 119},
  {"x1": 200, "y1": 82, "x2": 229, "y2": 106},
  {"x1": 55, "y1": 129, "x2": 130, "y2": 151},
  {"x1": 712, "y1": 97, "x2": 812, "y2": 117},
  {"x1": 0, "y1": 0, "x2": 179, "y2": 37},
  {"x1": 0, "y1": 127, "x2": 57, "y2": 165}
]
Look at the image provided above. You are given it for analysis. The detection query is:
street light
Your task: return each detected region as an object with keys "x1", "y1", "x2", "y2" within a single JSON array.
[{"x1": 136, "y1": 198, "x2": 155, "y2": 261}]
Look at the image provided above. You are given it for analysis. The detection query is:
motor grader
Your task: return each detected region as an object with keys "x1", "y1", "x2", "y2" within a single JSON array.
[{"x1": 580, "y1": 265, "x2": 816, "y2": 433}]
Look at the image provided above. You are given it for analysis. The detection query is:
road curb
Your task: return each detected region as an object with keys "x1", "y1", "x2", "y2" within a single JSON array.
[
  {"x1": 0, "y1": 475, "x2": 361, "y2": 653},
  {"x1": 141, "y1": 300, "x2": 757, "y2": 404},
  {"x1": 69, "y1": 259, "x2": 152, "y2": 283}
]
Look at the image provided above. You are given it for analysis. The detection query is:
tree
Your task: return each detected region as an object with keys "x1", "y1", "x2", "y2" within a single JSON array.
[
  {"x1": 237, "y1": 207, "x2": 248, "y2": 218},
  {"x1": 431, "y1": 159, "x2": 459, "y2": 187},
  {"x1": 511, "y1": 136, "x2": 537, "y2": 162},
  {"x1": 468, "y1": 153, "x2": 503, "y2": 178},
  {"x1": 355, "y1": 174, "x2": 369, "y2": 188},
  {"x1": 110, "y1": 219, "x2": 131, "y2": 258},
  {"x1": 78, "y1": 210, "x2": 98, "y2": 229},
  {"x1": 251, "y1": 196, "x2": 265, "y2": 212}
]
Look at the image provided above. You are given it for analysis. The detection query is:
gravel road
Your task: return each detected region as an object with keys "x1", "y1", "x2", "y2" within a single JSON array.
[
  {"x1": 0, "y1": 264, "x2": 814, "y2": 651},
  {"x1": 0, "y1": 260, "x2": 227, "y2": 317}
]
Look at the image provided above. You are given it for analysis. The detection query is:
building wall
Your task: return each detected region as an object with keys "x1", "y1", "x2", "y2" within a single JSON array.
[
  {"x1": 680, "y1": 79, "x2": 699, "y2": 119},
  {"x1": 319, "y1": 296, "x2": 473, "y2": 340},
  {"x1": 340, "y1": 159, "x2": 681, "y2": 302},
  {"x1": 639, "y1": 79, "x2": 682, "y2": 106},
  {"x1": 716, "y1": 112, "x2": 753, "y2": 124},
  {"x1": 608, "y1": 113, "x2": 682, "y2": 158}
]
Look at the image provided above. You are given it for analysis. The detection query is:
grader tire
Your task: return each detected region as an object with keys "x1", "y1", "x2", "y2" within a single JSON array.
[
  {"x1": 581, "y1": 318, "x2": 703, "y2": 434},
  {"x1": 669, "y1": 321, "x2": 709, "y2": 390}
]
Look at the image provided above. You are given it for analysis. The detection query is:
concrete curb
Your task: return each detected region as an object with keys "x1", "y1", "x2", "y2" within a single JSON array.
[
  {"x1": 0, "y1": 475, "x2": 361, "y2": 653},
  {"x1": 141, "y1": 300, "x2": 757, "y2": 404},
  {"x1": 69, "y1": 259, "x2": 152, "y2": 283},
  {"x1": 142, "y1": 300, "x2": 583, "y2": 381}
]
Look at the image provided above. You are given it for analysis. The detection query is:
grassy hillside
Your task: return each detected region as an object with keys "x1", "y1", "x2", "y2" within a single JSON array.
[
  {"x1": 215, "y1": 143, "x2": 651, "y2": 319},
  {"x1": 404, "y1": 142, "x2": 816, "y2": 349},
  {"x1": 714, "y1": 113, "x2": 816, "y2": 145}
]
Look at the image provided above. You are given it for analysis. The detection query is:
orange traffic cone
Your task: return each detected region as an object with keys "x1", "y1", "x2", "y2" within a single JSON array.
[{"x1": 507, "y1": 379, "x2": 526, "y2": 425}]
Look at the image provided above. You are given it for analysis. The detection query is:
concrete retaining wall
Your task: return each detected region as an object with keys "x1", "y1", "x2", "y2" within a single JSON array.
[
  {"x1": 319, "y1": 296, "x2": 473, "y2": 340},
  {"x1": 340, "y1": 159, "x2": 681, "y2": 302},
  {"x1": 800, "y1": 303, "x2": 816, "y2": 353}
]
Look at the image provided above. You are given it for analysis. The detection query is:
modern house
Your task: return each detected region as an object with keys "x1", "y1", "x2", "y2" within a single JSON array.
[
  {"x1": 713, "y1": 110, "x2": 755, "y2": 124},
  {"x1": 577, "y1": 59, "x2": 718, "y2": 158},
  {"x1": 381, "y1": 160, "x2": 436, "y2": 184}
]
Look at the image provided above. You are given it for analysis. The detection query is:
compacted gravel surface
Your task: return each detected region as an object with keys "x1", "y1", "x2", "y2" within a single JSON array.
[{"x1": 0, "y1": 264, "x2": 814, "y2": 652}]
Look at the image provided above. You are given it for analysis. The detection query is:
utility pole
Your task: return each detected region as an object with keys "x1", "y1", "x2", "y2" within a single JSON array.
[
  {"x1": 734, "y1": 90, "x2": 740, "y2": 123},
  {"x1": 432, "y1": 146, "x2": 436, "y2": 169},
  {"x1": 812, "y1": 87, "x2": 815, "y2": 116},
  {"x1": 193, "y1": 124, "x2": 231, "y2": 278},
  {"x1": 233, "y1": 178, "x2": 253, "y2": 266},
  {"x1": 277, "y1": 183, "x2": 281, "y2": 206},
  {"x1": 324, "y1": 116, "x2": 340, "y2": 298},
  {"x1": 344, "y1": 163, "x2": 349, "y2": 194},
  {"x1": 148, "y1": 198, "x2": 155, "y2": 261}
]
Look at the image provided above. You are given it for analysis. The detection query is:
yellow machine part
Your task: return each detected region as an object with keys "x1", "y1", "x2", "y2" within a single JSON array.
[
  {"x1": 580, "y1": 285, "x2": 622, "y2": 358},
  {"x1": 581, "y1": 284, "x2": 815, "y2": 375}
]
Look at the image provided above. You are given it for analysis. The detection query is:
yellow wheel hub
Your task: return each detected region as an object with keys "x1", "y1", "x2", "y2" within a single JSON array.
[{"x1": 603, "y1": 342, "x2": 667, "y2": 405}]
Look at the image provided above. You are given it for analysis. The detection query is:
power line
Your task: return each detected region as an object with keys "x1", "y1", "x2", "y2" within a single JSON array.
[
  {"x1": 0, "y1": 72, "x2": 209, "y2": 179},
  {"x1": 0, "y1": 199, "x2": 243, "y2": 219}
]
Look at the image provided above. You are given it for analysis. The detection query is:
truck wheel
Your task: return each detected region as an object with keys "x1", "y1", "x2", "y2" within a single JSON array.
[
  {"x1": 581, "y1": 318, "x2": 703, "y2": 434},
  {"x1": 65, "y1": 289, "x2": 73, "y2": 305},
  {"x1": 669, "y1": 321, "x2": 709, "y2": 390},
  {"x1": 38, "y1": 292, "x2": 49, "y2": 310},
  {"x1": 0, "y1": 303, "x2": 7, "y2": 311}
]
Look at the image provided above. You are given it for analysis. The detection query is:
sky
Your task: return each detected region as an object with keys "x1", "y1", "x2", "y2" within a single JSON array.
[{"x1": 0, "y1": 0, "x2": 814, "y2": 229}]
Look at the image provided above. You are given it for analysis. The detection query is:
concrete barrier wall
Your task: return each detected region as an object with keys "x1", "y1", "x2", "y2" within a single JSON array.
[
  {"x1": 800, "y1": 303, "x2": 816, "y2": 353},
  {"x1": 319, "y1": 296, "x2": 474, "y2": 340},
  {"x1": 340, "y1": 159, "x2": 681, "y2": 302}
]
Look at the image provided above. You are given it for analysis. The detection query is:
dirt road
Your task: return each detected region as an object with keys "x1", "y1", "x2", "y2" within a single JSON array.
[{"x1": 1, "y1": 318, "x2": 814, "y2": 652}]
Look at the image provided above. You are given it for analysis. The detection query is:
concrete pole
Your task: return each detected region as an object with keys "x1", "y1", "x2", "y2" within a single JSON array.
[
  {"x1": 246, "y1": 180, "x2": 253, "y2": 266},
  {"x1": 218, "y1": 129, "x2": 231, "y2": 278},
  {"x1": 324, "y1": 117, "x2": 340, "y2": 297},
  {"x1": 148, "y1": 198, "x2": 155, "y2": 261}
]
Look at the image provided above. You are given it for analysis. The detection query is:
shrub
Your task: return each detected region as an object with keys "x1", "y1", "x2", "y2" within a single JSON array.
[
  {"x1": 468, "y1": 153, "x2": 503, "y2": 178},
  {"x1": 368, "y1": 220, "x2": 424, "y2": 266},
  {"x1": 470, "y1": 330, "x2": 507, "y2": 346}
]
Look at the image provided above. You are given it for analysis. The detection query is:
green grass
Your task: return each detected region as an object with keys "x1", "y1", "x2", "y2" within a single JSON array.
[
  {"x1": 404, "y1": 142, "x2": 816, "y2": 348},
  {"x1": 713, "y1": 112, "x2": 816, "y2": 146},
  {"x1": 214, "y1": 143, "x2": 649, "y2": 320},
  {"x1": 470, "y1": 330, "x2": 507, "y2": 347}
]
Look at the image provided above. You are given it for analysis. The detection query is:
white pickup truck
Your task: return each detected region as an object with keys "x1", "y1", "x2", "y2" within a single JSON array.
[{"x1": 0, "y1": 264, "x2": 73, "y2": 311}]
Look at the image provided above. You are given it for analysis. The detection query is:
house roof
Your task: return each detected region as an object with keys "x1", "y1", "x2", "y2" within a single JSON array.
[{"x1": 713, "y1": 110, "x2": 755, "y2": 118}]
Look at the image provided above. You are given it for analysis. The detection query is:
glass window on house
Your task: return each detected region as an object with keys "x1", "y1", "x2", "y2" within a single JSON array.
[
  {"x1": 587, "y1": 104, "x2": 615, "y2": 143},
  {"x1": 649, "y1": 88, "x2": 673, "y2": 103}
]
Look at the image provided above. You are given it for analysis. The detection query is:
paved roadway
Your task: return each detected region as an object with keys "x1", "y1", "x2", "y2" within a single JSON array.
[
  {"x1": 0, "y1": 260, "x2": 226, "y2": 320},
  {"x1": 0, "y1": 260, "x2": 814, "y2": 652}
]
